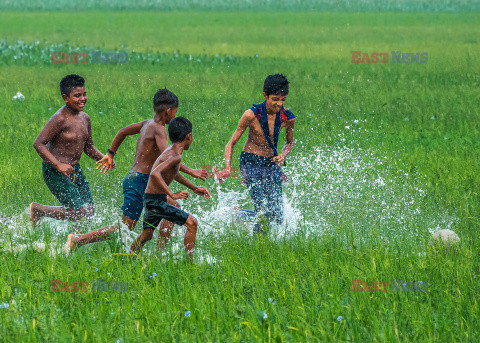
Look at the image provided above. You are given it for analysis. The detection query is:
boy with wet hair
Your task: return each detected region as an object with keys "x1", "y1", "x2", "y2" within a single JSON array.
[
  {"x1": 64, "y1": 89, "x2": 207, "y2": 253},
  {"x1": 131, "y1": 116, "x2": 210, "y2": 260},
  {"x1": 216, "y1": 74, "x2": 295, "y2": 233},
  {"x1": 30, "y1": 74, "x2": 104, "y2": 226}
]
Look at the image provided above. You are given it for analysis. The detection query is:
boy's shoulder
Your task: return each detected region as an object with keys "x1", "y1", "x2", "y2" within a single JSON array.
[
  {"x1": 144, "y1": 119, "x2": 166, "y2": 131},
  {"x1": 242, "y1": 108, "x2": 256, "y2": 121}
]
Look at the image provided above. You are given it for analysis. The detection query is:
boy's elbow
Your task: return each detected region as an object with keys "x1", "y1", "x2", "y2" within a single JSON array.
[
  {"x1": 227, "y1": 140, "x2": 236, "y2": 150},
  {"x1": 118, "y1": 128, "x2": 127, "y2": 137},
  {"x1": 33, "y1": 140, "x2": 42, "y2": 152}
]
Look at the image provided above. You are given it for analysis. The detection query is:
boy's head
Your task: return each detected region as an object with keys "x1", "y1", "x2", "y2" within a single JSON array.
[
  {"x1": 263, "y1": 74, "x2": 289, "y2": 113},
  {"x1": 168, "y1": 116, "x2": 192, "y2": 150},
  {"x1": 153, "y1": 89, "x2": 179, "y2": 123},
  {"x1": 60, "y1": 74, "x2": 87, "y2": 112}
]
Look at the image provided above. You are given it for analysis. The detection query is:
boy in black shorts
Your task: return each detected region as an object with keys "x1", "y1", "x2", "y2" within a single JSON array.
[
  {"x1": 131, "y1": 117, "x2": 210, "y2": 260},
  {"x1": 64, "y1": 89, "x2": 206, "y2": 253}
]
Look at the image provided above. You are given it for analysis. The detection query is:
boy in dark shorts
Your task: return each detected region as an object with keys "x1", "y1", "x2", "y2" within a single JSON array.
[
  {"x1": 30, "y1": 74, "x2": 104, "y2": 226},
  {"x1": 64, "y1": 89, "x2": 207, "y2": 253},
  {"x1": 131, "y1": 117, "x2": 210, "y2": 260},
  {"x1": 216, "y1": 74, "x2": 295, "y2": 233}
]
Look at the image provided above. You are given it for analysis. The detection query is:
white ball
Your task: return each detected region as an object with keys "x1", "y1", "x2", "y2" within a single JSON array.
[
  {"x1": 430, "y1": 229, "x2": 460, "y2": 247},
  {"x1": 12, "y1": 92, "x2": 25, "y2": 101}
]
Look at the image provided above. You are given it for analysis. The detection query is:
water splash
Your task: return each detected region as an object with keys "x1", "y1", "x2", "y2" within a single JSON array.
[{"x1": 0, "y1": 120, "x2": 457, "y2": 258}]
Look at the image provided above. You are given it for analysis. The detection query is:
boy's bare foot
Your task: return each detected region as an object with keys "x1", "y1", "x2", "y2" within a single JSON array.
[
  {"x1": 64, "y1": 234, "x2": 75, "y2": 255},
  {"x1": 30, "y1": 203, "x2": 41, "y2": 228}
]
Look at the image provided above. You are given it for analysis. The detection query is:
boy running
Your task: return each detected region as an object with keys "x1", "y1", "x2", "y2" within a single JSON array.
[
  {"x1": 64, "y1": 89, "x2": 207, "y2": 252},
  {"x1": 30, "y1": 74, "x2": 104, "y2": 226},
  {"x1": 216, "y1": 74, "x2": 295, "y2": 233},
  {"x1": 131, "y1": 117, "x2": 210, "y2": 260}
]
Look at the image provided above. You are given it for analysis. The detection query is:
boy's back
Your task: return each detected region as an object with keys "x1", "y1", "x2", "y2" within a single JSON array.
[{"x1": 131, "y1": 119, "x2": 169, "y2": 174}]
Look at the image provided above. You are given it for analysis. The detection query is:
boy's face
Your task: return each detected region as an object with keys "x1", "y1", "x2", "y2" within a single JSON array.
[
  {"x1": 165, "y1": 107, "x2": 178, "y2": 124},
  {"x1": 62, "y1": 86, "x2": 87, "y2": 112},
  {"x1": 184, "y1": 132, "x2": 193, "y2": 150},
  {"x1": 263, "y1": 92, "x2": 287, "y2": 113}
]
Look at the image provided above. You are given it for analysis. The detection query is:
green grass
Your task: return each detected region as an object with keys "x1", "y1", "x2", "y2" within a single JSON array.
[
  {"x1": 0, "y1": 10, "x2": 479, "y2": 341},
  {"x1": 1, "y1": 0, "x2": 478, "y2": 12}
]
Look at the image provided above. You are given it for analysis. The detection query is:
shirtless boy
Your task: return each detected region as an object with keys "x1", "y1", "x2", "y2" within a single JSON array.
[
  {"x1": 131, "y1": 116, "x2": 210, "y2": 260},
  {"x1": 216, "y1": 74, "x2": 295, "y2": 233},
  {"x1": 30, "y1": 74, "x2": 104, "y2": 226},
  {"x1": 64, "y1": 89, "x2": 207, "y2": 253}
]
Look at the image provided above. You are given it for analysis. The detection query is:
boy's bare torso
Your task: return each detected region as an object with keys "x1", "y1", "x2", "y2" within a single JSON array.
[
  {"x1": 131, "y1": 119, "x2": 167, "y2": 174},
  {"x1": 145, "y1": 148, "x2": 181, "y2": 194},
  {"x1": 243, "y1": 110, "x2": 286, "y2": 158},
  {"x1": 47, "y1": 107, "x2": 90, "y2": 165}
]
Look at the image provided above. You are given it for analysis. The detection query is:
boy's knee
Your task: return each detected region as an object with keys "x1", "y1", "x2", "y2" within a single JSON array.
[
  {"x1": 67, "y1": 207, "x2": 86, "y2": 220},
  {"x1": 142, "y1": 229, "x2": 154, "y2": 242},
  {"x1": 185, "y1": 216, "x2": 198, "y2": 232},
  {"x1": 69, "y1": 204, "x2": 94, "y2": 219}
]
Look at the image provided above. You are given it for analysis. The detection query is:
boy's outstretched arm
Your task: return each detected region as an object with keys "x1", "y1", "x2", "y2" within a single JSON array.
[
  {"x1": 33, "y1": 116, "x2": 75, "y2": 177},
  {"x1": 174, "y1": 174, "x2": 211, "y2": 198},
  {"x1": 179, "y1": 164, "x2": 208, "y2": 182},
  {"x1": 96, "y1": 121, "x2": 146, "y2": 173},
  {"x1": 216, "y1": 110, "x2": 253, "y2": 181},
  {"x1": 272, "y1": 118, "x2": 295, "y2": 166},
  {"x1": 84, "y1": 115, "x2": 104, "y2": 162}
]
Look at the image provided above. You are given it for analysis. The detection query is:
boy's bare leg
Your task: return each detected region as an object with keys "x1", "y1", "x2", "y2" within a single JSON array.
[
  {"x1": 29, "y1": 203, "x2": 42, "y2": 227},
  {"x1": 157, "y1": 219, "x2": 175, "y2": 251},
  {"x1": 65, "y1": 225, "x2": 117, "y2": 253},
  {"x1": 64, "y1": 215, "x2": 138, "y2": 254},
  {"x1": 183, "y1": 215, "x2": 198, "y2": 260},
  {"x1": 130, "y1": 228, "x2": 154, "y2": 255},
  {"x1": 122, "y1": 215, "x2": 138, "y2": 231},
  {"x1": 30, "y1": 202, "x2": 91, "y2": 224},
  {"x1": 156, "y1": 197, "x2": 179, "y2": 250}
]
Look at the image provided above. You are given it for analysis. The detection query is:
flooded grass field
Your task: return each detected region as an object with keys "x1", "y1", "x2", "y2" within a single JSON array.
[{"x1": 0, "y1": 5, "x2": 479, "y2": 341}]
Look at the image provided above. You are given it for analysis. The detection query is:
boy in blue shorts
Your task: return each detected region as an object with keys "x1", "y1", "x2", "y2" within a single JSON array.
[
  {"x1": 64, "y1": 89, "x2": 207, "y2": 252},
  {"x1": 216, "y1": 74, "x2": 296, "y2": 234},
  {"x1": 30, "y1": 74, "x2": 104, "y2": 226},
  {"x1": 131, "y1": 117, "x2": 210, "y2": 260}
]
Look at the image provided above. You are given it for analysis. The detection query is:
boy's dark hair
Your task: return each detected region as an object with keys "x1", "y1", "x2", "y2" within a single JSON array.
[
  {"x1": 263, "y1": 74, "x2": 289, "y2": 96},
  {"x1": 168, "y1": 116, "x2": 192, "y2": 143},
  {"x1": 153, "y1": 89, "x2": 179, "y2": 113},
  {"x1": 60, "y1": 74, "x2": 85, "y2": 96}
]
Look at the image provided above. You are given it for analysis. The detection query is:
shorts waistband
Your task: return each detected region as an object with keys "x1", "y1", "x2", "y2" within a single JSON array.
[
  {"x1": 128, "y1": 169, "x2": 150, "y2": 177},
  {"x1": 144, "y1": 193, "x2": 168, "y2": 201},
  {"x1": 240, "y1": 151, "x2": 277, "y2": 168},
  {"x1": 43, "y1": 162, "x2": 80, "y2": 169}
]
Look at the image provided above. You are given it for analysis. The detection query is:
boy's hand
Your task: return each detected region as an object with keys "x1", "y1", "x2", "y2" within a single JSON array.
[
  {"x1": 272, "y1": 155, "x2": 285, "y2": 167},
  {"x1": 96, "y1": 155, "x2": 115, "y2": 174},
  {"x1": 190, "y1": 168, "x2": 208, "y2": 182},
  {"x1": 171, "y1": 191, "x2": 189, "y2": 200},
  {"x1": 194, "y1": 187, "x2": 211, "y2": 199},
  {"x1": 57, "y1": 163, "x2": 75, "y2": 178},
  {"x1": 214, "y1": 167, "x2": 231, "y2": 183}
]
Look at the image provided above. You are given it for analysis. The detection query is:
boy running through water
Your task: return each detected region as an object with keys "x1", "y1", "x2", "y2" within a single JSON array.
[
  {"x1": 216, "y1": 74, "x2": 295, "y2": 233},
  {"x1": 64, "y1": 89, "x2": 207, "y2": 253},
  {"x1": 30, "y1": 74, "x2": 104, "y2": 226},
  {"x1": 131, "y1": 117, "x2": 210, "y2": 260}
]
